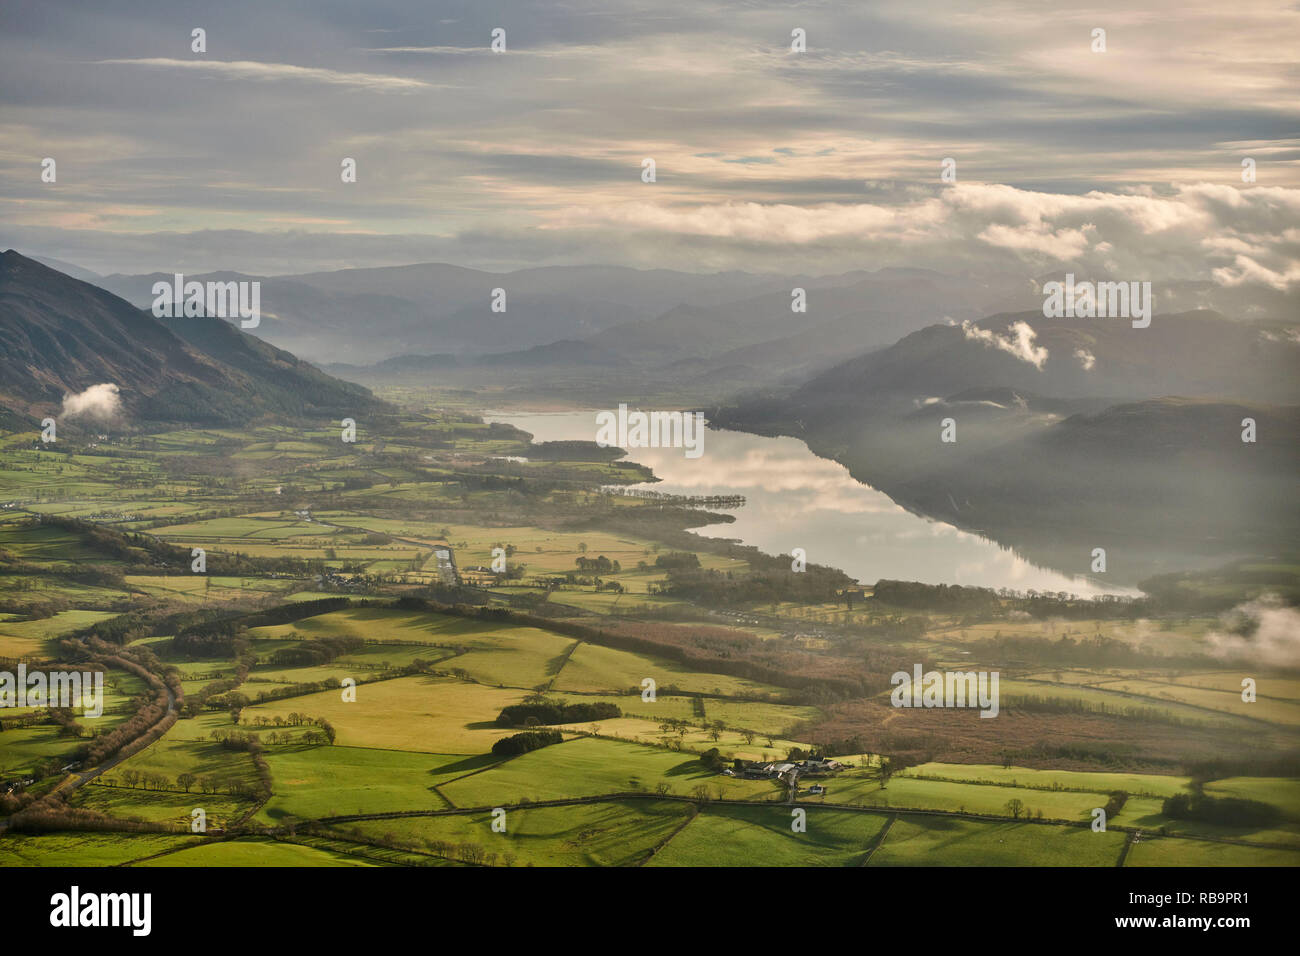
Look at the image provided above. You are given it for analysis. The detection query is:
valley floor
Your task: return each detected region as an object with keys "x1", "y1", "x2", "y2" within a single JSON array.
[{"x1": 1, "y1": 407, "x2": 1296, "y2": 867}]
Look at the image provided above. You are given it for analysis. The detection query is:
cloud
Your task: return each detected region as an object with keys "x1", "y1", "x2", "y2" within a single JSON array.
[
  {"x1": 1212, "y1": 254, "x2": 1300, "y2": 292},
  {"x1": 2, "y1": 0, "x2": 1296, "y2": 277},
  {"x1": 533, "y1": 184, "x2": 1300, "y2": 284},
  {"x1": 1204, "y1": 595, "x2": 1300, "y2": 667},
  {"x1": 62, "y1": 383, "x2": 122, "y2": 422},
  {"x1": 96, "y1": 59, "x2": 433, "y2": 92},
  {"x1": 10, "y1": 182, "x2": 1300, "y2": 280},
  {"x1": 1074, "y1": 348, "x2": 1096, "y2": 370},
  {"x1": 961, "y1": 319, "x2": 1048, "y2": 369}
]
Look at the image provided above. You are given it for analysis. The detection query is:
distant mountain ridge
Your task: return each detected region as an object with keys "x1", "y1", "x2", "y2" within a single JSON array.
[
  {"x1": 91, "y1": 262, "x2": 814, "y2": 364},
  {"x1": 66, "y1": 254, "x2": 1300, "y2": 399}
]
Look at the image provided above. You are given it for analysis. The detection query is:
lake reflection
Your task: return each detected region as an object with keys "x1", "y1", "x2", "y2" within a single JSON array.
[{"x1": 487, "y1": 410, "x2": 1134, "y2": 597}]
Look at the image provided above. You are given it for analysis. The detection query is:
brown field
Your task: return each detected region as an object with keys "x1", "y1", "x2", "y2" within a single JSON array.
[{"x1": 808, "y1": 698, "x2": 1300, "y2": 771}]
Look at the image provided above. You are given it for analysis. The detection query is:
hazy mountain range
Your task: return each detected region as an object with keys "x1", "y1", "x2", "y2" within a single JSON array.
[
  {"x1": 4, "y1": 249, "x2": 1296, "y2": 583},
  {"x1": 85, "y1": 258, "x2": 1299, "y2": 379}
]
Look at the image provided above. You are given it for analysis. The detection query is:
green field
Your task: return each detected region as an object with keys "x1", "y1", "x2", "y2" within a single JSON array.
[
  {"x1": 1125, "y1": 836, "x2": 1300, "y2": 866},
  {"x1": 554, "y1": 692, "x2": 820, "y2": 736},
  {"x1": 869, "y1": 816, "x2": 1127, "y2": 866},
  {"x1": 102, "y1": 723, "x2": 263, "y2": 796},
  {"x1": 899, "y1": 762, "x2": 1193, "y2": 799},
  {"x1": 135, "y1": 837, "x2": 383, "y2": 867},
  {"x1": 0, "y1": 832, "x2": 200, "y2": 867},
  {"x1": 345, "y1": 799, "x2": 694, "y2": 866},
  {"x1": 556, "y1": 717, "x2": 807, "y2": 762},
  {"x1": 70, "y1": 784, "x2": 254, "y2": 829},
  {"x1": 552, "y1": 641, "x2": 785, "y2": 698},
  {"x1": 438, "y1": 736, "x2": 775, "y2": 806},
  {"x1": 826, "y1": 772, "x2": 1128, "y2": 822},
  {"x1": 647, "y1": 803, "x2": 890, "y2": 867},
  {"x1": 240, "y1": 676, "x2": 527, "y2": 754},
  {"x1": 255, "y1": 745, "x2": 499, "y2": 822},
  {"x1": 0, "y1": 609, "x2": 120, "y2": 656}
]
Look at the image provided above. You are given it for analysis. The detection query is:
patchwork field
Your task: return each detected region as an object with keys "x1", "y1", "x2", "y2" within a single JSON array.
[
  {"x1": 255, "y1": 746, "x2": 498, "y2": 822},
  {"x1": 2, "y1": 408, "x2": 1296, "y2": 872},
  {"x1": 0, "y1": 832, "x2": 200, "y2": 867},
  {"x1": 1125, "y1": 836, "x2": 1300, "y2": 867},
  {"x1": 551, "y1": 641, "x2": 786, "y2": 698},
  {"x1": 554, "y1": 692, "x2": 821, "y2": 736},
  {"x1": 555, "y1": 717, "x2": 807, "y2": 763},
  {"x1": 135, "y1": 837, "x2": 384, "y2": 867},
  {"x1": 345, "y1": 799, "x2": 694, "y2": 866},
  {"x1": 647, "y1": 803, "x2": 890, "y2": 867},
  {"x1": 438, "y1": 736, "x2": 775, "y2": 806},
  {"x1": 70, "y1": 784, "x2": 254, "y2": 830},
  {"x1": 0, "y1": 609, "x2": 120, "y2": 656},
  {"x1": 868, "y1": 817, "x2": 1127, "y2": 867},
  {"x1": 240, "y1": 676, "x2": 527, "y2": 754}
]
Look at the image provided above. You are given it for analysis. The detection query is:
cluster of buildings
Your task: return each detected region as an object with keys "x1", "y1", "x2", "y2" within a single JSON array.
[{"x1": 733, "y1": 756, "x2": 844, "y2": 781}]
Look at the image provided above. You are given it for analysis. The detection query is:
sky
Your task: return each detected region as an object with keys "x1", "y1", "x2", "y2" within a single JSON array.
[{"x1": 1, "y1": 0, "x2": 1297, "y2": 279}]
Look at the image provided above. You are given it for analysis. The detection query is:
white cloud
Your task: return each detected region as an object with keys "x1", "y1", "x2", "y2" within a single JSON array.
[
  {"x1": 539, "y1": 184, "x2": 1300, "y2": 286},
  {"x1": 1205, "y1": 595, "x2": 1300, "y2": 667},
  {"x1": 97, "y1": 58, "x2": 433, "y2": 92},
  {"x1": 62, "y1": 383, "x2": 122, "y2": 422},
  {"x1": 961, "y1": 319, "x2": 1048, "y2": 369}
]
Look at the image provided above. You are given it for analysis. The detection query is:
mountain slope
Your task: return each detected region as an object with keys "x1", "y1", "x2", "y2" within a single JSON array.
[
  {"x1": 0, "y1": 251, "x2": 385, "y2": 426},
  {"x1": 788, "y1": 309, "x2": 1300, "y2": 415}
]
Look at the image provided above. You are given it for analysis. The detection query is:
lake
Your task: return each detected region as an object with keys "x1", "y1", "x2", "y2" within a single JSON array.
[{"x1": 487, "y1": 410, "x2": 1134, "y2": 597}]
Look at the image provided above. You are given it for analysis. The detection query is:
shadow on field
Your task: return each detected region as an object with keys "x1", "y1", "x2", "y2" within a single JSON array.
[
  {"x1": 921, "y1": 817, "x2": 964, "y2": 831},
  {"x1": 428, "y1": 754, "x2": 499, "y2": 777},
  {"x1": 665, "y1": 758, "x2": 709, "y2": 778}
]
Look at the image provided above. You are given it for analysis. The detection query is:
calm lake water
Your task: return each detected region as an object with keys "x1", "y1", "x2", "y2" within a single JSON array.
[{"x1": 487, "y1": 410, "x2": 1132, "y2": 597}]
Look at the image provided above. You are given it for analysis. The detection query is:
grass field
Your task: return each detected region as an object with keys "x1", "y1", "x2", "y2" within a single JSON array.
[
  {"x1": 1204, "y1": 776, "x2": 1300, "y2": 809},
  {"x1": 868, "y1": 816, "x2": 1127, "y2": 866},
  {"x1": 240, "y1": 676, "x2": 527, "y2": 754},
  {"x1": 0, "y1": 609, "x2": 120, "y2": 656},
  {"x1": 0, "y1": 832, "x2": 199, "y2": 867},
  {"x1": 1090, "y1": 677, "x2": 1300, "y2": 726},
  {"x1": 135, "y1": 837, "x2": 383, "y2": 867},
  {"x1": 102, "y1": 726, "x2": 263, "y2": 796},
  {"x1": 255, "y1": 745, "x2": 499, "y2": 822},
  {"x1": 553, "y1": 692, "x2": 821, "y2": 736},
  {"x1": 552, "y1": 641, "x2": 786, "y2": 698},
  {"x1": 345, "y1": 799, "x2": 694, "y2": 866},
  {"x1": 126, "y1": 574, "x2": 293, "y2": 604},
  {"x1": 71, "y1": 783, "x2": 254, "y2": 829},
  {"x1": 998, "y1": 678, "x2": 1247, "y2": 727},
  {"x1": 0, "y1": 725, "x2": 83, "y2": 777},
  {"x1": 825, "y1": 771, "x2": 1126, "y2": 822},
  {"x1": 647, "y1": 803, "x2": 890, "y2": 867},
  {"x1": 555, "y1": 718, "x2": 807, "y2": 762},
  {"x1": 1124, "y1": 836, "x2": 1300, "y2": 866},
  {"x1": 0, "y1": 672, "x2": 151, "y2": 776},
  {"x1": 900, "y1": 763, "x2": 1193, "y2": 799},
  {"x1": 438, "y1": 736, "x2": 775, "y2": 806}
]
